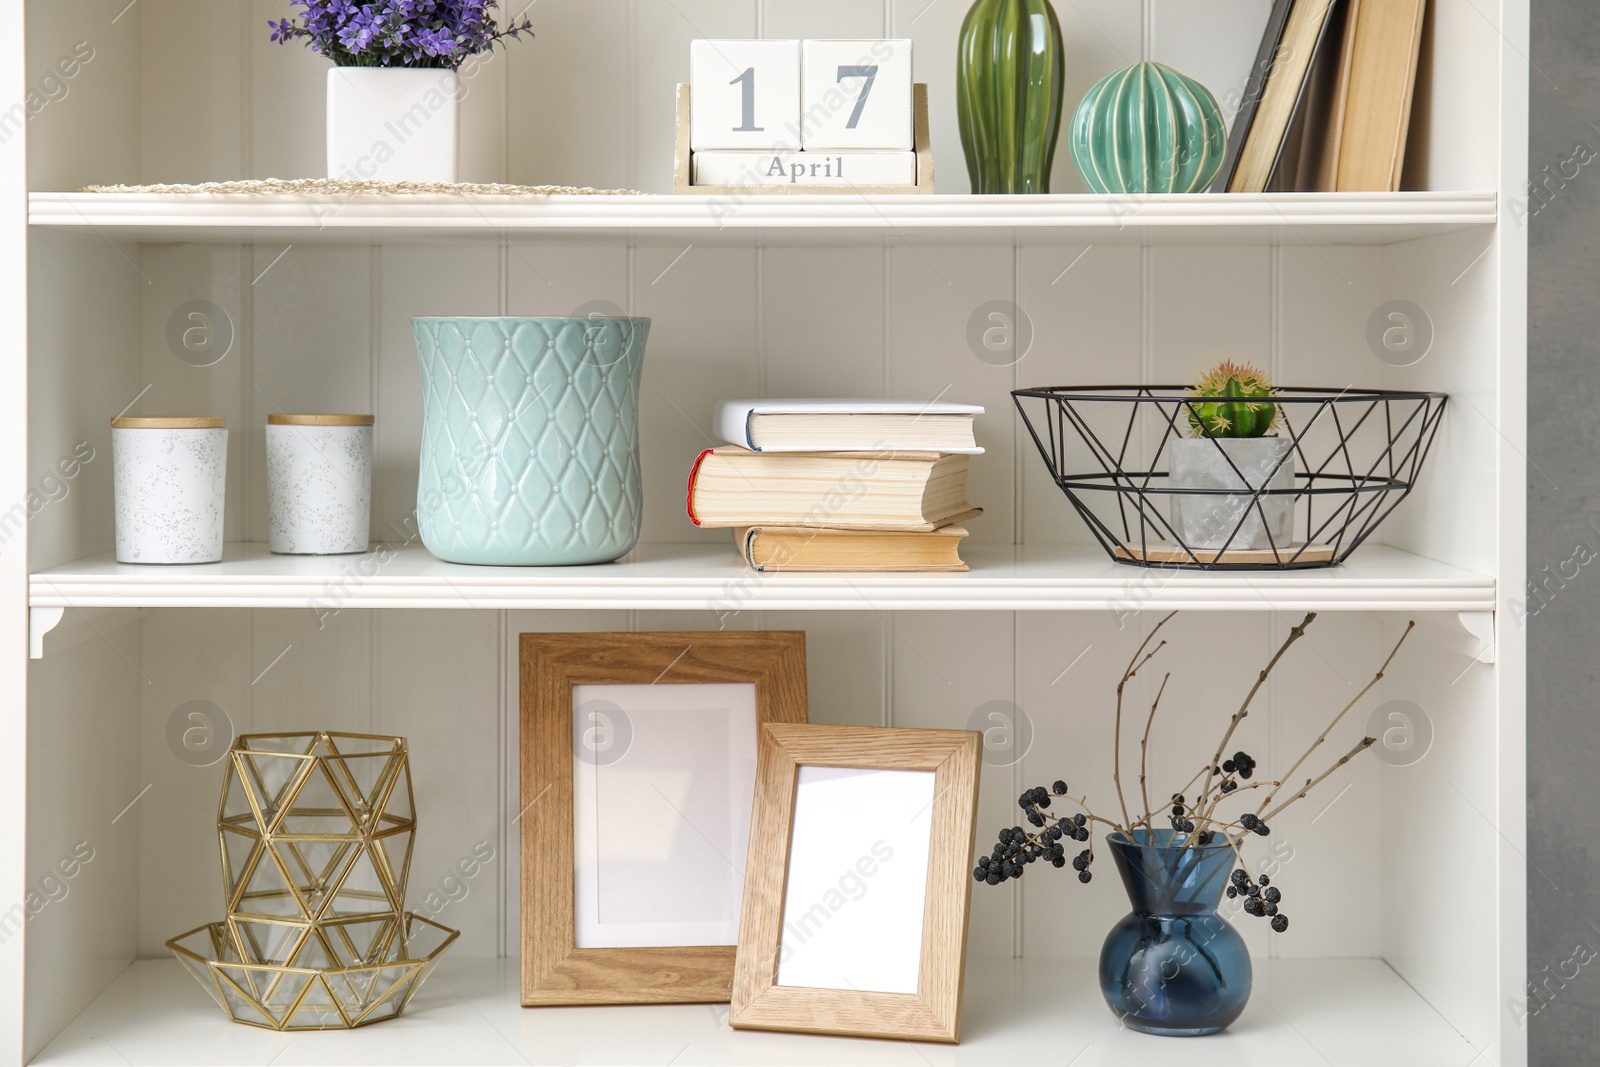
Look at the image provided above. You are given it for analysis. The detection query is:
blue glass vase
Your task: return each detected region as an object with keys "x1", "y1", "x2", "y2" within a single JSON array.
[
  {"x1": 1099, "y1": 829, "x2": 1251, "y2": 1036},
  {"x1": 412, "y1": 317, "x2": 649, "y2": 566}
]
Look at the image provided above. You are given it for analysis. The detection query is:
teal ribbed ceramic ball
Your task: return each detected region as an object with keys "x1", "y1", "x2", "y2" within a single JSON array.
[{"x1": 1069, "y1": 61, "x2": 1226, "y2": 194}]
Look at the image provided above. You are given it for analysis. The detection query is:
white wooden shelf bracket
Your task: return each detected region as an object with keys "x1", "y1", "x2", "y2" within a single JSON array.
[
  {"x1": 29, "y1": 605, "x2": 65, "y2": 660},
  {"x1": 1418, "y1": 610, "x2": 1497, "y2": 666},
  {"x1": 1457, "y1": 610, "x2": 1497, "y2": 665}
]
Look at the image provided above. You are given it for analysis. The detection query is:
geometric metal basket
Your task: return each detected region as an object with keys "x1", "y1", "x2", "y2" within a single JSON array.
[
  {"x1": 167, "y1": 732, "x2": 458, "y2": 1030},
  {"x1": 167, "y1": 912, "x2": 457, "y2": 1030},
  {"x1": 1013, "y1": 386, "x2": 1448, "y2": 570}
]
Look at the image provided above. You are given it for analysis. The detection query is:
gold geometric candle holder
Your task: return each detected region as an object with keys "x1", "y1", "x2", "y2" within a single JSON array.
[{"x1": 167, "y1": 732, "x2": 458, "y2": 1030}]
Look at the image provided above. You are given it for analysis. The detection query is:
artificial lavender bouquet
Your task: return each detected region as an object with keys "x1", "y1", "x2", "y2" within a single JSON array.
[{"x1": 270, "y1": 1, "x2": 534, "y2": 69}]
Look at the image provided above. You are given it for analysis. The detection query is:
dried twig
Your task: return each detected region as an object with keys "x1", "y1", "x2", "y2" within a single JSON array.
[
  {"x1": 1262, "y1": 737, "x2": 1377, "y2": 823},
  {"x1": 1114, "y1": 612, "x2": 1177, "y2": 831},
  {"x1": 1257, "y1": 620, "x2": 1416, "y2": 817},
  {"x1": 1196, "y1": 612, "x2": 1317, "y2": 816},
  {"x1": 1139, "y1": 672, "x2": 1172, "y2": 833}
]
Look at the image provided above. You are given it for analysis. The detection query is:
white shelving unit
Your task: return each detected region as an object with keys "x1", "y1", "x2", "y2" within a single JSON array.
[{"x1": 6, "y1": 1, "x2": 1527, "y2": 1066}]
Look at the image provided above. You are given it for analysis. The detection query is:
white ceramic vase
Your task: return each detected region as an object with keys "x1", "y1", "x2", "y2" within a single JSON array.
[
  {"x1": 1168, "y1": 436, "x2": 1296, "y2": 551},
  {"x1": 326, "y1": 67, "x2": 462, "y2": 182},
  {"x1": 112, "y1": 417, "x2": 228, "y2": 564},
  {"x1": 266, "y1": 415, "x2": 373, "y2": 555}
]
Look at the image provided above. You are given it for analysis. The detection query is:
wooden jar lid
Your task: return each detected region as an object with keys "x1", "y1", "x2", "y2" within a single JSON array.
[
  {"x1": 267, "y1": 414, "x2": 375, "y2": 426},
  {"x1": 111, "y1": 416, "x2": 225, "y2": 429}
]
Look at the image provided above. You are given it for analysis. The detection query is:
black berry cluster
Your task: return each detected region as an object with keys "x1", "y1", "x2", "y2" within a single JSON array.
[
  {"x1": 1168, "y1": 792, "x2": 1196, "y2": 834},
  {"x1": 1220, "y1": 751, "x2": 1257, "y2": 779},
  {"x1": 1226, "y1": 869, "x2": 1289, "y2": 932},
  {"x1": 1238, "y1": 812, "x2": 1271, "y2": 836},
  {"x1": 973, "y1": 780, "x2": 1094, "y2": 886}
]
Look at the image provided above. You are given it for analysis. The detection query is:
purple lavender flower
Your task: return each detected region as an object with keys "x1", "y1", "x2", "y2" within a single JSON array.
[{"x1": 270, "y1": 1, "x2": 533, "y2": 70}]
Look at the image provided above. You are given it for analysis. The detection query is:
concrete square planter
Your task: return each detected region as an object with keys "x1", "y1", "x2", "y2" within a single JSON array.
[{"x1": 1168, "y1": 436, "x2": 1295, "y2": 551}]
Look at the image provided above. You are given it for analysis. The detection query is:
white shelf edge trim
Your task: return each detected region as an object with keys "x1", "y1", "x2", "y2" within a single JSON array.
[
  {"x1": 27, "y1": 191, "x2": 1500, "y2": 232},
  {"x1": 27, "y1": 544, "x2": 1498, "y2": 616}
]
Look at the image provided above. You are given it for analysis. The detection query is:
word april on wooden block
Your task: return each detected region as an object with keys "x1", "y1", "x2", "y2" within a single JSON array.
[{"x1": 693, "y1": 151, "x2": 918, "y2": 188}]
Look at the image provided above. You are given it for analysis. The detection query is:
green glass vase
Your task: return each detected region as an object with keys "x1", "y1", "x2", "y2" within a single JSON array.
[
  {"x1": 1069, "y1": 61, "x2": 1226, "y2": 194},
  {"x1": 956, "y1": 0, "x2": 1066, "y2": 194}
]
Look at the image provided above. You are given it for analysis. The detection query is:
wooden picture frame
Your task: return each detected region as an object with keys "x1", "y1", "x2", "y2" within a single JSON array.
[
  {"x1": 730, "y1": 724, "x2": 981, "y2": 1043},
  {"x1": 519, "y1": 631, "x2": 808, "y2": 1006}
]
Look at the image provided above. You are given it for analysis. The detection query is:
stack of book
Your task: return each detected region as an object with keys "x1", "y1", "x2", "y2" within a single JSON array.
[
  {"x1": 1215, "y1": 0, "x2": 1429, "y2": 193},
  {"x1": 686, "y1": 400, "x2": 984, "y2": 572}
]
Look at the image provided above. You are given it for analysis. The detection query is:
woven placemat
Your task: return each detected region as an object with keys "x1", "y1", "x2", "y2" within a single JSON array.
[{"x1": 82, "y1": 178, "x2": 642, "y2": 196}]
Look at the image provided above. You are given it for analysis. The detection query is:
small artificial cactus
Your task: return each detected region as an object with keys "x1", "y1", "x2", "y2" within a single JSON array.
[{"x1": 1186, "y1": 361, "x2": 1279, "y2": 439}]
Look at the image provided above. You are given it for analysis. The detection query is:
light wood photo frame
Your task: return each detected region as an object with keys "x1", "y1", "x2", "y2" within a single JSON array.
[
  {"x1": 730, "y1": 724, "x2": 980, "y2": 1043},
  {"x1": 519, "y1": 631, "x2": 807, "y2": 1006}
]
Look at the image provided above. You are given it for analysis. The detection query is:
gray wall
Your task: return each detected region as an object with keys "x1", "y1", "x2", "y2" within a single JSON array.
[{"x1": 1529, "y1": 1, "x2": 1600, "y2": 1063}]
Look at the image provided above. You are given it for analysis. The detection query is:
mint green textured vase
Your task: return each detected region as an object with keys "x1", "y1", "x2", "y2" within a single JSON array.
[
  {"x1": 956, "y1": 0, "x2": 1065, "y2": 194},
  {"x1": 412, "y1": 317, "x2": 649, "y2": 566},
  {"x1": 1069, "y1": 61, "x2": 1225, "y2": 194}
]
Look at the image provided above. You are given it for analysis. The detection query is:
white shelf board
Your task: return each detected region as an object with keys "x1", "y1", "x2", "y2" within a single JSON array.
[
  {"x1": 31, "y1": 956, "x2": 1478, "y2": 1066},
  {"x1": 28, "y1": 542, "x2": 1496, "y2": 614},
  {"x1": 27, "y1": 191, "x2": 1498, "y2": 245}
]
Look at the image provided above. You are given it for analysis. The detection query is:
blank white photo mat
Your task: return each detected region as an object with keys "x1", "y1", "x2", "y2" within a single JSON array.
[
  {"x1": 572, "y1": 682, "x2": 758, "y2": 949},
  {"x1": 775, "y1": 765, "x2": 936, "y2": 995}
]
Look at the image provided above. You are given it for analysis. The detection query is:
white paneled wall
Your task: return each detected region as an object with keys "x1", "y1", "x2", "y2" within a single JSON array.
[
  {"x1": 99, "y1": 0, "x2": 1283, "y2": 194},
  {"x1": 72, "y1": 234, "x2": 1433, "y2": 564},
  {"x1": 122, "y1": 605, "x2": 1457, "y2": 968},
  {"x1": 24, "y1": 0, "x2": 1495, "y2": 193}
]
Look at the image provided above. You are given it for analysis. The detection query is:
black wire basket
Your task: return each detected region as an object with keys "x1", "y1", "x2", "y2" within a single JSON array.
[{"x1": 1012, "y1": 386, "x2": 1449, "y2": 570}]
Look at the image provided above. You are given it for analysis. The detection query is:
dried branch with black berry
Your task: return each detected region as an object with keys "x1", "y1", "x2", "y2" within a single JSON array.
[{"x1": 974, "y1": 613, "x2": 1417, "y2": 935}]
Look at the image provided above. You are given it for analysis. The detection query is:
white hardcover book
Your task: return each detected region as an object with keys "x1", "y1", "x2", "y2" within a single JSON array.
[
  {"x1": 715, "y1": 399, "x2": 984, "y2": 453},
  {"x1": 693, "y1": 150, "x2": 917, "y2": 188}
]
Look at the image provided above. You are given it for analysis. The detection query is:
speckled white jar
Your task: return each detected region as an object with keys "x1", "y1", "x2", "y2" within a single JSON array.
[
  {"x1": 266, "y1": 415, "x2": 373, "y2": 555},
  {"x1": 112, "y1": 417, "x2": 228, "y2": 564}
]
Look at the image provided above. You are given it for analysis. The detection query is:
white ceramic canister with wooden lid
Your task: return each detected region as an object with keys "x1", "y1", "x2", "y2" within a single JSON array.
[
  {"x1": 111, "y1": 417, "x2": 228, "y2": 564},
  {"x1": 265, "y1": 414, "x2": 373, "y2": 555}
]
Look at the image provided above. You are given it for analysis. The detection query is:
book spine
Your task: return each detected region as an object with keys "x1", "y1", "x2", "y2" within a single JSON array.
[
  {"x1": 740, "y1": 528, "x2": 763, "y2": 571},
  {"x1": 714, "y1": 402, "x2": 760, "y2": 450},
  {"x1": 686, "y1": 449, "x2": 715, "y2": 526}
]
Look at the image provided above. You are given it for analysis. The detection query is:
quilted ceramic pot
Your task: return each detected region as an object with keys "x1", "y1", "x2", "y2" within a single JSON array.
[{"x1": 412, "y1": 317, "x2": 650, "y2": 566}]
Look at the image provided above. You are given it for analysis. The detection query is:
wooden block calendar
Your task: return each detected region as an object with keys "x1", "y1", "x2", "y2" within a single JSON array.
[
  {"x1": 676, "y1": 38, "x2": 932, "y2": 195},
  {"x1": 675, "y1": 83, "x2": 933, "y2": 195}
]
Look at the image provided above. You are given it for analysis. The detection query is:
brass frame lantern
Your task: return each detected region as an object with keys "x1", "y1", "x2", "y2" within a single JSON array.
[{"x1": 167, "y1": 732, "x2": 458, "y2": 1030}]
